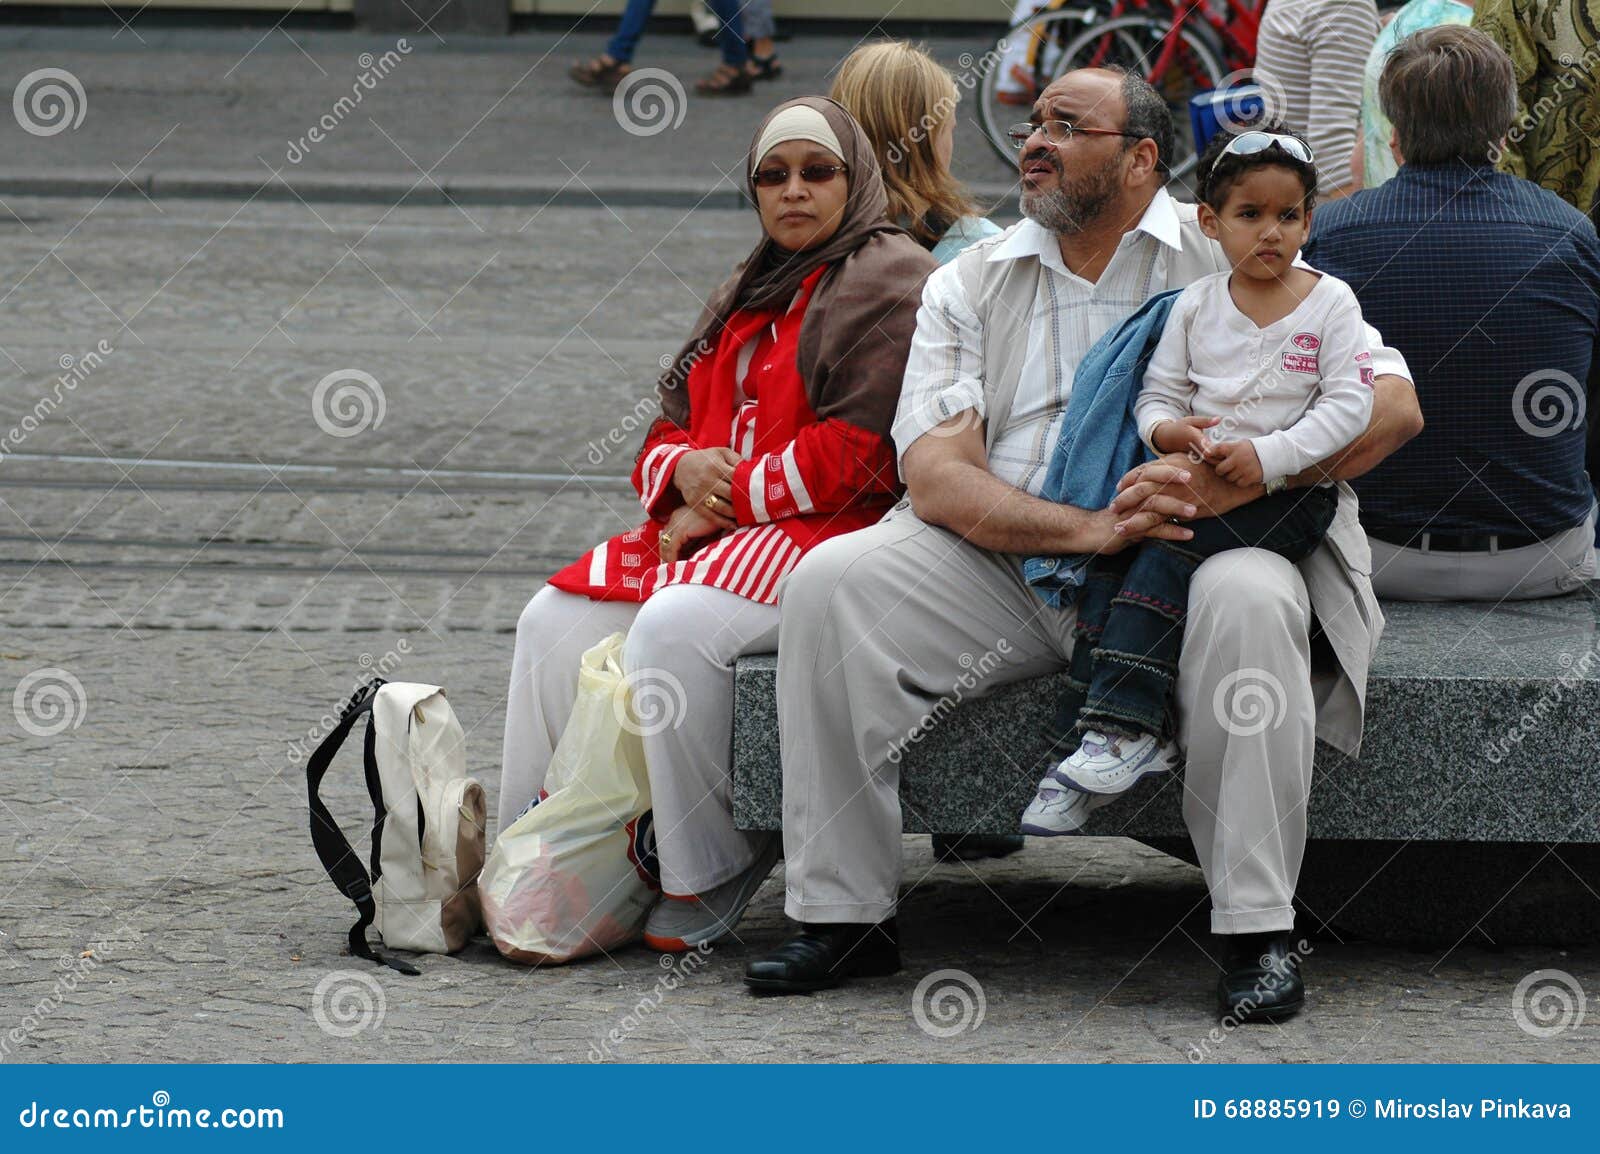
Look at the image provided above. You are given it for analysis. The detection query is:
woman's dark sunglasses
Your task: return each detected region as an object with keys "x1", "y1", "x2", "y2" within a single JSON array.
[{"x1": 751, "y1": 163, "x2": 849, "y2": 188}]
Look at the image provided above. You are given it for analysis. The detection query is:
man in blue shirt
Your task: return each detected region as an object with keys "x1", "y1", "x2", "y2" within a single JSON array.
[{"x1": 1303, "y1": 25, "x2": 1598, "y2": 599}]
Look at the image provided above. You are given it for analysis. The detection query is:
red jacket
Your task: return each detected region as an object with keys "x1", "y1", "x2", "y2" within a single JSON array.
[{"x1": 548, "y1": 266, "x2": 900, "y2": 606}]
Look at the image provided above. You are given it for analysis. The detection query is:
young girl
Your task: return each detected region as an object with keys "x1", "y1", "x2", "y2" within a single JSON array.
[{"x1": 1020, "y1": 126, "x2": 1377, "y2": 835}]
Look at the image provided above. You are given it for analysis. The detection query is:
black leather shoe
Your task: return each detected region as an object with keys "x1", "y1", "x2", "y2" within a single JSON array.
[
  {"x1": 744, "y1": 920, "x2": 900, "y2": 994},
  {"x1": 1216, "y1": 931, "x2": 1305, "y2": 1023}
]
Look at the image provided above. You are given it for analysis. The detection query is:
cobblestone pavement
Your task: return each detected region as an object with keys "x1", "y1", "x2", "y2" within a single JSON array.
[
  {"x1": 0, "y1": 191, "x2": 1597, "y2": 1065},
  {"x1": 0, "y1": 22, "x2": 1024, "y2": 200}
]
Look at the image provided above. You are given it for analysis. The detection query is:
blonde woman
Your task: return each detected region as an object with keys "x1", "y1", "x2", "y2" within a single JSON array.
[
  {"x1": 831, "y1": 42, "x2": 1002, "y2": 267},
  {"x1": 831, "y1": 42, "x2": 1015, "y2": 865}
]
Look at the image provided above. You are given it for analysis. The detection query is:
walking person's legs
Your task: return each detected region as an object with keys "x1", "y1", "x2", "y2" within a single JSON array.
[
  {"x1": 605, "y1": 0, "x2": 657, "y2": 63},
  {"x1": 571, "y1": 0, "x2": 654, "y2": 88},
  {"x1": 698, "y1": 0, "x2": 755, "y2": 93},
  {"x1": 499, "y1": 587, "x2": 641, "y2": 831}
]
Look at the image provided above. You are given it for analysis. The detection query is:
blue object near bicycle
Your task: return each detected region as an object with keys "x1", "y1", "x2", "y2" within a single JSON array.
[{"x1": 1189, "y1": 84, "x2": 1266, "y2": 155}]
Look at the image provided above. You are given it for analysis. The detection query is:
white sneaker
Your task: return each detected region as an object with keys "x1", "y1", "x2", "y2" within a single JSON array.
[
  {"x1": 1051, "y1": 729, "x2": 1181, "y2": 796},
  {"x1": 1018, "y1": 776, "x2": 1114, "y2": 836}
]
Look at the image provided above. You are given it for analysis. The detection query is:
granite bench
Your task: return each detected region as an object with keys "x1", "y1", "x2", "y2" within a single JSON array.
[{"x1": 730, "y1": 583, "x2": 1600, "y2": 944}]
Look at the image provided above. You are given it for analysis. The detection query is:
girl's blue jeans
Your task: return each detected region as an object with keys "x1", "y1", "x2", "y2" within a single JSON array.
[{"x1": 1060, "y1": 485, "x2": 1338, "y2": 742}]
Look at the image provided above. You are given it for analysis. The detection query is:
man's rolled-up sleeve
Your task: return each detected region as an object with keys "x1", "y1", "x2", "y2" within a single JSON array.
[
  {"x1": 1363, "y1": 321, "x2": 1411, "y2": 383},
  {"x1": 890, "y1": 264, "x2": 986, "y2": 467}
]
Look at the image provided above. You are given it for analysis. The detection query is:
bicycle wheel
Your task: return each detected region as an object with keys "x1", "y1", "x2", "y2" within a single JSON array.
[
  {"x1": 1052, "y1": 13, "x2": 1226, "y2": 189},
  {"x1": 976, "y1": 3, "x2": 1108, "y2": 167}
]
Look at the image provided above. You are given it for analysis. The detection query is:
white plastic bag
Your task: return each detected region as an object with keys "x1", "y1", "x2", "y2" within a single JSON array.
[{"x1": 480, "y1": 633, "x2": 660, "y2": 964}]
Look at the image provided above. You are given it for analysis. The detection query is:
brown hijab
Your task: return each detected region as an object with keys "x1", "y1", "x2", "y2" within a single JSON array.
[{"x1": 654, "y1": 96, "x2": 937, "y2": 442}]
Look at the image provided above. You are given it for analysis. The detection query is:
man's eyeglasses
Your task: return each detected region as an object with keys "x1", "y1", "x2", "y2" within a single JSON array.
[
  {"x1": 1006, "y1": 120, "x2": 1144, "y2": 150},
  {"x1": 1220, "y1": 131, "x2": 1315, "y2": 164},
  {"x1": 751, "y1": 163, "x2": 849, "y2": 188}
]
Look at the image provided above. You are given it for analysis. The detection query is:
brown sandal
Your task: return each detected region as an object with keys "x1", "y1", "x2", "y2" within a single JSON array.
[
  {"x1": 695, "y1": 64, "x2": 753, "y2": 96},
  {"x1": 570, "y1": 56, "x2": 631, "y2": 91}
]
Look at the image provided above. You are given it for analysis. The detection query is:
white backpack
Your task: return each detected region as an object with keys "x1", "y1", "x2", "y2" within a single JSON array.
[{"x1": 307, "y1": 680, "x2": 487, "y2": 974}]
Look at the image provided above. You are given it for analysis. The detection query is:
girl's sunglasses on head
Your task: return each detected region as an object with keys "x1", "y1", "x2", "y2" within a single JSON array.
[
  {"x1": 752, "y1": 163, "x2": 849, "y2": 188},
  {"x1": 1222, "y1": 131, "x2": 1315, "y2": 164}
]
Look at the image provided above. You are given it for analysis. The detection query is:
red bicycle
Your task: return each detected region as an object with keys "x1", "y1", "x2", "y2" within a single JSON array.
[{"x1": 978, "y1": 0, "x2": 1265, "y2": 188}]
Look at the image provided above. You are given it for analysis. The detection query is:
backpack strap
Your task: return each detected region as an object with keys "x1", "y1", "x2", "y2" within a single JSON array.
[{"x1": 305, "y1": 679, "x2": 420, "y2": 976}]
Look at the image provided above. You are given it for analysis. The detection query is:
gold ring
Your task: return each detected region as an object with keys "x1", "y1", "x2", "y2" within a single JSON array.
[
  {"x1": 704, "y1": 494, "x2": 720, "y2": 509},
  {"x1": 659, "y1": 531, "x2": 673, "y2": 546}
]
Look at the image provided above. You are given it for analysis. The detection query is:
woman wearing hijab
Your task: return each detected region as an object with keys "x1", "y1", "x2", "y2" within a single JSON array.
[{"x1": 499, "y1": 97, "x2": 938, "y2": 954}]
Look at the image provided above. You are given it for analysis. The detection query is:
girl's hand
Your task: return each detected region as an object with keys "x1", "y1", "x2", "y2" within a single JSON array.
[
  {"x1": 672, "y1": 447, "x2": 741, "y2": 514},
  {"x1": 1212, "y1": 440, "x2": 1264, "y2": 487},
  {"x1": 1150, "y1": 415, "x2": 1222, "y2": 462},
  {"x1": 657, "y1": 504, "x2": 728, "y2": 565}
]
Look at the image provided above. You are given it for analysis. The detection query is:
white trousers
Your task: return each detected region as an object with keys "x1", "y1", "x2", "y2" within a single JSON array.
[
  {"x1": 499, "y1": 584, "x2": 780, "y2": 895},
  {"x1": 776, "y1": 505, "x2": 1318, "y2": 935},
  {"x1": 1368, "y1": 503, "x2": 1597, "y2": 601}
]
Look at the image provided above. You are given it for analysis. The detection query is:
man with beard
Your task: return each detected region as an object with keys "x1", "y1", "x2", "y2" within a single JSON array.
[{"x1": 744, "y1": 69, "x2": 1424, "y2": 1021}]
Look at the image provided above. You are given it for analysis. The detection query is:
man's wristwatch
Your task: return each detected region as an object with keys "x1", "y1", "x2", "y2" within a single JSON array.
[{"x1": 1264, "y1": 474, "x2": 1289, "y2": 497}]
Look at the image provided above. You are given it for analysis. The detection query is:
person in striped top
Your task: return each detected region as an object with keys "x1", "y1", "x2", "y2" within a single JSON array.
[
  {"x1": 499, "y1": 97, "x2": 936, "y2": 954},
  {"x1": 1253, "y1": 0, "x2": 1381, "y2": 200}
]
